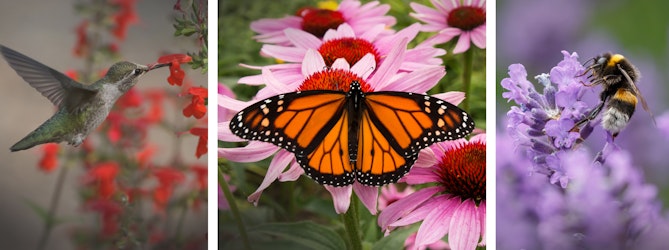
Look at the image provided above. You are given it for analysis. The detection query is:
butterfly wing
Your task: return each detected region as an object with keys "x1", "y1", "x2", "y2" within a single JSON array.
[
  {"x1": 229, "y1": 91, "x2": 356, "y2": 186},
  {"x1": 303, "y1": 107, "x2": 355, "y2": 186},
  {"x1": 355, "y1": 92, "x2": 475, "y2": 186}
]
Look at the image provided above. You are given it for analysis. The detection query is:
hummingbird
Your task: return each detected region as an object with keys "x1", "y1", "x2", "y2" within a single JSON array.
[{"x1": 1, "y1": 45, "x2": 170, "y2": 152}]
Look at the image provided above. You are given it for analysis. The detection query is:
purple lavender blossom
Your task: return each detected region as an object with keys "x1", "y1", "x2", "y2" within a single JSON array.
[
  {"x1": 501, "y1": 50, "x2": 591, "y2": 187},
  {"x1": 498, "y1": 125, "x2": 669, "y2": 248}
]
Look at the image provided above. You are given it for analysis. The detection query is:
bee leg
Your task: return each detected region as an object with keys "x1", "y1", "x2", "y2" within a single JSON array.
[{"x1": 574, "y1": 101, "x2": 605, "y2": 127}]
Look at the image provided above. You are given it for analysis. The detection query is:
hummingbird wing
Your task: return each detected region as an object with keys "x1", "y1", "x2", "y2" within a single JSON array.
[{"x1": 0, "y1": 45, "x2": 98, "y2": 113}]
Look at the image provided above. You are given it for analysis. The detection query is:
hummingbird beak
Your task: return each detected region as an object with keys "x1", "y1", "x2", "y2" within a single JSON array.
[{"x1": 148, "y1": 62, "x2": 171, "y2": 71}]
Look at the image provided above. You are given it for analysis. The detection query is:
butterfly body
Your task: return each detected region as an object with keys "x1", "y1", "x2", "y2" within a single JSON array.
[{"x1": 230, "y1": 81, "x2": 474, "y2": 186}]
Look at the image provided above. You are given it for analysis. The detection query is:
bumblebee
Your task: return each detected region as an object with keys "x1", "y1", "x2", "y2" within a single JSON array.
[{"x1": 575, "y1": 53, "x2": 654, "y2": 137}]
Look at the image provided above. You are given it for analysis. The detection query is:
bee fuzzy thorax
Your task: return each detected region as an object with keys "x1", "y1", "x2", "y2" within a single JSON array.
[{"x1": 607, "y1": 54, "x2": 626, "y2": 67}]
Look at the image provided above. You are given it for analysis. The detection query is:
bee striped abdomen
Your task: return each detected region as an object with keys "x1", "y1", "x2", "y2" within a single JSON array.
[{"x1": 603, "y1": 88, "x2": 637, "y2": 136}]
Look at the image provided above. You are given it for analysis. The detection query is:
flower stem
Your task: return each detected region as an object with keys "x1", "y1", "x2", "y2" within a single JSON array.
[
  {"x1": 173, "y1": 200, "x2": 188, "y2": 242},
  {"x1": 218, "y1": 165, "x2": 251, "y2": 250},
  {"x1": 341, "y1": 196, "x2": 362, "y2": 250},
  {"x1": 462, "y1": 48, "x2": 474, "y2": 111},
  {"x1": 36, "y1": 164, "x2": 69, "y2": 250}
]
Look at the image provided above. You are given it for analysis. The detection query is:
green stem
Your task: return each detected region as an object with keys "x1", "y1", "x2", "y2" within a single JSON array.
[
  {"x1": 173, "y1": 200, "x2": 188, "y2": 242},
  {"x1": 218, "y1": 165, "x2": 251, "y2": 250},
  {"x1": 462, "y1": 48, "x2": 474, "y2": 111},
  {"x1": 341, "y1": 196, "x2": 362, "y2": 250},
  {"x1": 288, "y1": 181, "x2": 297, "y2": 220},
  {"x1": 36, "y1": 164, "x2": 69, "y2": 250}
]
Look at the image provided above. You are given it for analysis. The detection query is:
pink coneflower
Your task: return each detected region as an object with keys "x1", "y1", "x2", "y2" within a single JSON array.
[
  {"x1": 378, "y1": 184, "x2": 415, "y2": 211},
  {"x1": 378, "y1": 133, "x2": 486, "y2": 250},
  {"x1": 239, "y1": 23, "x2": 445, "y2": 88},
  {"x1": 250, "y1": 0, "x2": 396, "y2": 46},
  {"x1": 410, "y1": 0, "x2": 486, "y2": 54},
  {"x1": 405, "y1": 232, "x2": 449, "y2": 250},
  {"x1": 220, "y1": 39, "x2": 465, "y2": 214},
  {"x1": 218, "y1": 83, "x2": 236, "y2": 123}
]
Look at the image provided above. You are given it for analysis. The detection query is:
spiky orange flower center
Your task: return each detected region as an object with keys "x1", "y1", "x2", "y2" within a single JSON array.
[
  {"x1": 299, "y1": 69, "x2": 372, "y2": 92},
  {"x1": 437, "y1": 141, "x2": 486, "y2": 202},
  {"x1": 318, "y1": 38, "x2": 380, "y2": 67}
]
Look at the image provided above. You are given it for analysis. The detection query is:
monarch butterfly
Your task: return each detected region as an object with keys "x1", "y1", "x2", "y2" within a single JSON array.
[{"x1": 229, "y1": 80, "x2": 474, "y2": 186}]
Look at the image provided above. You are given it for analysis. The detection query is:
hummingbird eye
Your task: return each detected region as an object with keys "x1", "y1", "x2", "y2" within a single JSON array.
[{"x1": 133, "y1": 68, "x2": 143, "y2": 76}]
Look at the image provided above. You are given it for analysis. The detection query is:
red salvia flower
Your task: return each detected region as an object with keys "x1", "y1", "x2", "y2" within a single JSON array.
[
  {"x1": 135, "y1": 144, "x2": 157, "y2": 168},
  {"x1": 142, "y1": 89, "x2": 165, "y2": 124},
  {"x1": 156, "y1": 54, "x2": 192, "y2": 86},
  {"x1": 190, "y1": 127, "x2": 207, "y2": 158},
  {"x1": 152, "y1": 168, "x2": 185, "y2": 212},
  {"x1": 107, "y1": 42, "x2": 119, "y2": 54},
  {"x1": 86, "y1": 199, "x2": 122, "y2": 237},
  {"x1": 111, "y1": 0, "x2": 139, "y2": 40},
  {"x1": 183, "y1": 87, "x2": 208, "y2": 119},
  {"x1": 65, "y1": 69, "x2": 79, "y2": 81},
  {"x1": 167, "y1": 61, "x2": 186, "y2": 86},
  {"x1": 105, "y1": 112, "x2": 124, "y2": 144},
  {"x1": 38, "y1": 144, "x2": 59, "y2": 173},
  {"x1": 118, "y1": 87, "x2": 141, "y2": 108},
  {"x1": 73, "y1": 20, "x2": 89, "y2": 57},
  {"x1": 88, "y1": 162, "x2": 120, "y2": 199},
  {"x1": 157, "y1": 54, "x2": 192, "y2": 64}
]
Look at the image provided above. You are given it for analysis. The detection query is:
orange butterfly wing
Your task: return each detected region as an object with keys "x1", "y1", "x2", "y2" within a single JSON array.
[
  {"x1": 229, "y1": 90, "x2": 357, "y2": 186},
  {"x1": 354, "y1": 92, "x2": 474, "y2": 185}
]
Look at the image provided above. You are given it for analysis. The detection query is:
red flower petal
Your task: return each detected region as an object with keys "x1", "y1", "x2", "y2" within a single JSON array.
[
  {"x1": 111, "y1": 0, "x2": 139, "y2": 40},
  {"x1": 73, "y1": 21, "x2": 89, "y2": 57},
  {"x1": 152, "y1": 168, "x2": 185, "y2": 212},
  {"x1": 136, "y1": 144, "x2": 157, "y2": 168},
  {"x1": 183, "y1": 96, "x2": 207, "y2": 119},
  {"x1": 118, "y1": 87, "x2": 141, "y2": 108},
  {"x1": 90, "y1": 162, "x2": 119, "y2": 181},
  {"x1": 188, "y1": 86, "x2": 208, "y2": 98},
  {"x1": 167, "y1": 61, "x2": 186, "y2": 86},
  {"x1": 38, "y1": 144, "x2": 59, "y2": 173},
  {"x1": 64, "y1": 70, "x2": 79, "y2": 81},
  {"x1": 190, "y1": 127, "x2": 207, "y2": 158},
  {"x1": 154, "y1": 168, "x2": 185, "y2": 187},
  {"x1": 86, "y1": 199, "x2": 122, "y2": 237},
  {"x1": 157, "y1": 54, "x2": 192, "y2": 64}
]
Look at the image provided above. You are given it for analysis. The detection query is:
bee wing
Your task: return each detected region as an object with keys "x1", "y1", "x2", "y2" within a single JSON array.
[
  {"x1": 0, "y1": 45, "x2": 97, "y2": 112},
  {"x1": 617, "y1": 64, "x2": 656, "y2": 125}
]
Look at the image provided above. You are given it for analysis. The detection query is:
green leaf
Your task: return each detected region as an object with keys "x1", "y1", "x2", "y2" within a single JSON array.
[
  {"x1": 24, "y1": 199, "x2": 50, "y2": 223},
  {"x1": 248, "y1": 221, "x2": 346, "y2": 250},
  {"x1": 180, "y1": 27, "x2": 197, "y2": 37},
  {"x1": 23, "y1": 199, "x2": 66, "y2": 227},
  {"x1": 372, "y1": 226, "x2": 417, "y2": 250}
]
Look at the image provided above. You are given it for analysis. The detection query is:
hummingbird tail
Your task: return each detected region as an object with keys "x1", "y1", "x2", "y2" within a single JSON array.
[
  {"x1": 10, "y1": 138, "x2": 37, "y2": 152},
  {"x1": 10, "y1": 128, "x2": 57, "y2": 152}
]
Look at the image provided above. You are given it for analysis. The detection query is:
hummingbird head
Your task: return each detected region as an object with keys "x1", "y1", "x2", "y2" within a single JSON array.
[{"x1": 103, "y1": 61, "x2": 150, "y2": 92}]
